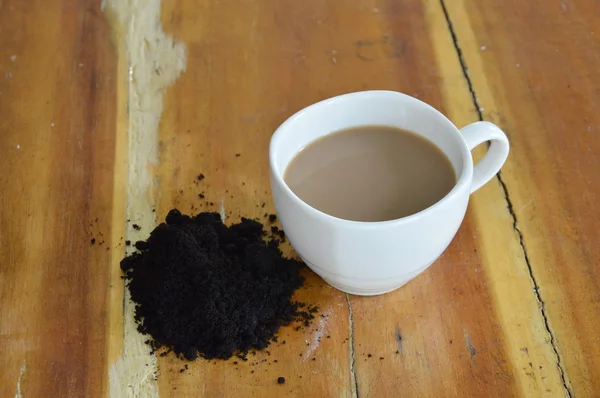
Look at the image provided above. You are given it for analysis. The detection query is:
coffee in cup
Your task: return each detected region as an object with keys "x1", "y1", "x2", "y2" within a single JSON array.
[{"x1": 284, "y1": 125, "x2": 456, "y2": 222}]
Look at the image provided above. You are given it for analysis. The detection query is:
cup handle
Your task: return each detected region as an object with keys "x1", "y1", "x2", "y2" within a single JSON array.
[{"x1": 460, "y1": 121, "x2": 510, "y2": 193}]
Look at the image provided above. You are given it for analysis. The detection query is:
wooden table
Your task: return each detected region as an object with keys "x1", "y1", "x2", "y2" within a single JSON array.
[{"x1": 1, "y1": 0, "x2": 598, "y2": 396}]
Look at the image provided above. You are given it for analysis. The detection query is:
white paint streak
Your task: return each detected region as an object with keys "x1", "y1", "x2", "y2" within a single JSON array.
[
  {"x1": 104, "y1": 0, "x2": 186, "y2": 397},
  {"x1": 14, "y1": 360, "x2": 26, "y2": 398},
  {"x1": 219, "y1": 197, "x2": 226, "y2": 222},
  {"x1": 303, "y1": 307, "x2": 331, "y2": 360},
  {"x1": 464, "y1": 331, "x2": 477, "y2": 357},
  {"x1": 518, "y1": 199, "x2": 534, "y2": 213}
]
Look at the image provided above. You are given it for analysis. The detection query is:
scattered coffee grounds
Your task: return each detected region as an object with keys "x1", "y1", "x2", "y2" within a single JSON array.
[
  {"x1": 90, "y1": 238, "x2": 96, "y2": 245},
  {"x1": 197, "y1": 173, "x2": 205, "y2": 181},
  {"x1": 270, "y1": 226, "x2": 285, "y2": 241},
  {"x1": 121, "y1": 209, "x2": 313, "y2": 361},
  {"x1": 268, "y1": 214, "x2": 277, "y2": 222},
  {"x1": 178, "y1": 363, "x2": 189, "y2": 373},
  {"x1": 132, "y1": 224, "x2": 141, "y2": 231},
  {"x1": 277, "y1": 377, "x2": 286, "y2": 384}
]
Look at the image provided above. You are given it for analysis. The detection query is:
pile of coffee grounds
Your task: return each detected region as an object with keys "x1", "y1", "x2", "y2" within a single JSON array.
[{"x1": 120, "y1": 209, "x2": 312, "y2": 361}]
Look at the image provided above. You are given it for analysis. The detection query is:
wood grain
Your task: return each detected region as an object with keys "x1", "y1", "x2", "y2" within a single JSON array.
[
  {"x1": 444, "y1": 0, "x2": 600, "y2": 395},
  {"x1": 0, "y1": 0, "x2": 596, "y2": 396},
  {"x1": 0, "y1": 0, "x2": 120, "y2": 397}
]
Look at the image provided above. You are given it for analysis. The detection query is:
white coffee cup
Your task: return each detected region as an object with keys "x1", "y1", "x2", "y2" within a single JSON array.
[{"x1": 269, "y1": 91, "x2": 509, "y2": 296}]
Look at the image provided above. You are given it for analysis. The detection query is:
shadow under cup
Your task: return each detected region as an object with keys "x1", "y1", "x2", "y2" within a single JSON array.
[{"x1": 269, "y1": 91, "x2": 477, "y2": 296}]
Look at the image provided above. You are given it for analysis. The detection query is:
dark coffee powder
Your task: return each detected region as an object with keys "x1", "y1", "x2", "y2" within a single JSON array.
[{"x1": 120, "y1": 209, "x2": 311, "y2": 361}]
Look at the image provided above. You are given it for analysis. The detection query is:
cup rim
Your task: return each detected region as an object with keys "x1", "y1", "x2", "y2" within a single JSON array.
[{"x1": 269, "y1": 90, "x2": 473, "y2": 227}]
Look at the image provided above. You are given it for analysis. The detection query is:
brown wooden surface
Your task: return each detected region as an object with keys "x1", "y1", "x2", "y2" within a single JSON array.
[
  {"x1": 444, "y1": 0, "x2": 600, "y2": 395},
  {"x1": 0, "y1": 0, "x2": 597, "y2": 396},
  {"x1": 0, "y1": 1, "x2": 120, "y2": 397}
]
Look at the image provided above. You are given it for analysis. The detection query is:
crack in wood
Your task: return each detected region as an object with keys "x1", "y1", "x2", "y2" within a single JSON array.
[{"x1": 345, "y1": 293, "x2": 359, "y2": 398}]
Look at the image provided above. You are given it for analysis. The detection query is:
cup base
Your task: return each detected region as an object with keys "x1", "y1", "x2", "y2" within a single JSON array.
[
  {"x1": 298, "y1": 254, "x2": 434, "y2": 296},
  {"x1": 296, "y1": 252, "x2": 435, "y2": 296},
  {"x1": 322, "y1": 278, "x2": 407, "y2": 296}
]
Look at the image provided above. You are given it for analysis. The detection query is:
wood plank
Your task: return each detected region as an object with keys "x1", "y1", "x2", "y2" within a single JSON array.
[
  {"x1": 155, "y1": 0, "x2": 359, "y2": 395},
  {"x1": 102, "y1": 0, "x2": 352, "y2": 395},
  {"x1": 0, "y1": 1, "x2": 120, "y2": 397},
  {"x1": 444, "y1": 0, "x2": 600, "y2": 395},
  {"x1": 347, "y1": 0, "x2": 566, "y2": 396}
]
